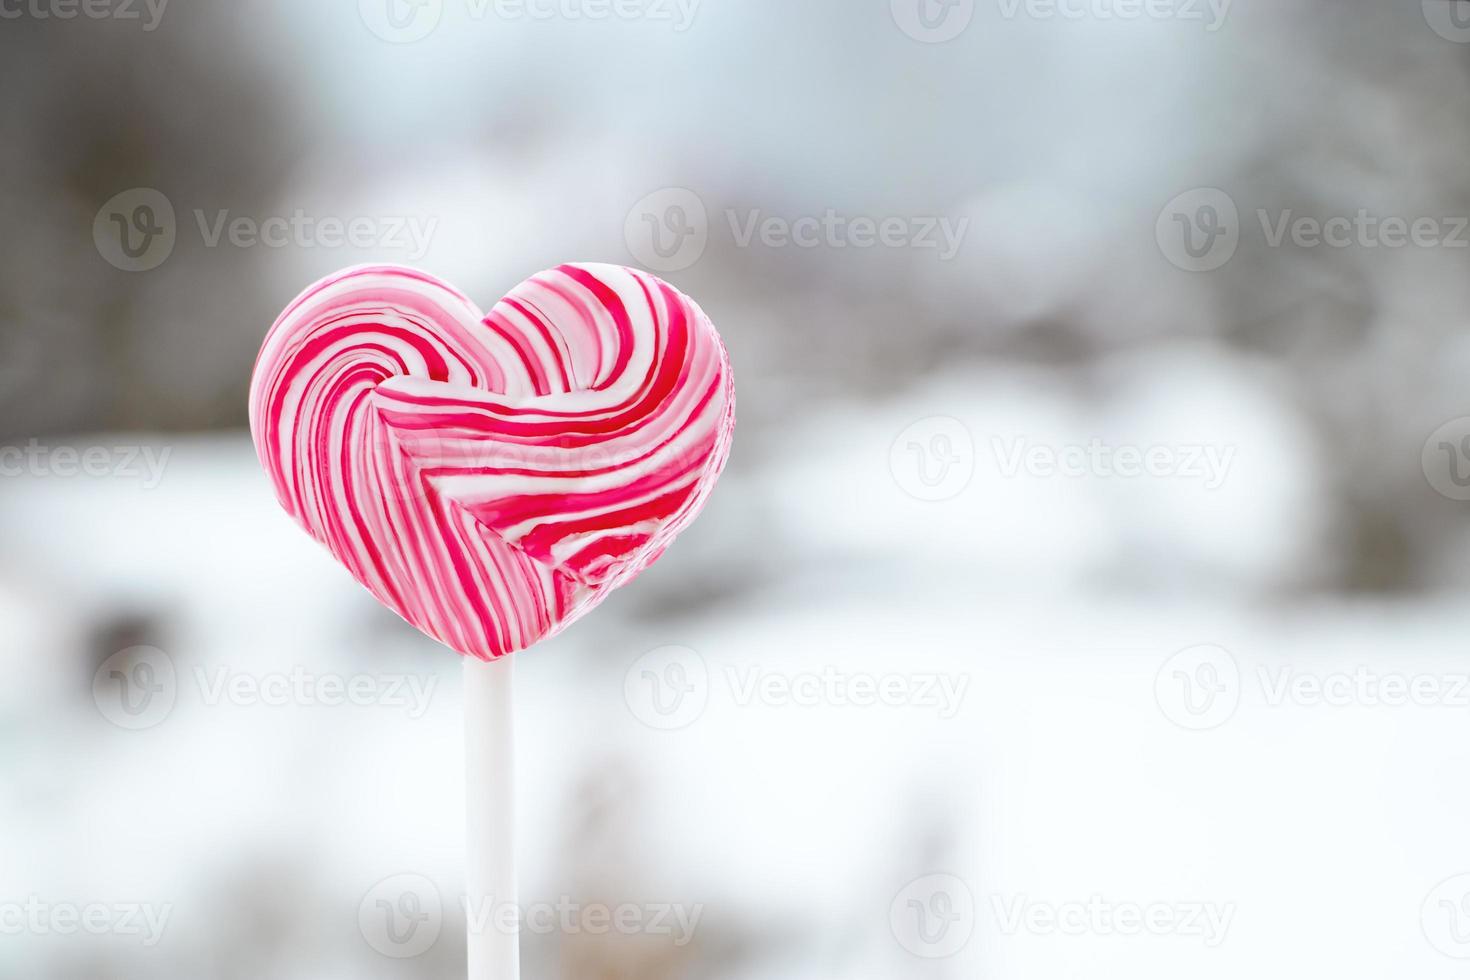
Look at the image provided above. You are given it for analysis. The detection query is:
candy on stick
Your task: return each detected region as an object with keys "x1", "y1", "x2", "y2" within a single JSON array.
[{"x1": 249, "y1": 263, "x2": 735, "y2": 977}]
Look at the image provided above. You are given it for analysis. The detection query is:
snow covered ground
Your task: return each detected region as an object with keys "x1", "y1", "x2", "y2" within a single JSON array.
[{"x1": 2, "y1": 392, "x2": 1468, "y2": 978}]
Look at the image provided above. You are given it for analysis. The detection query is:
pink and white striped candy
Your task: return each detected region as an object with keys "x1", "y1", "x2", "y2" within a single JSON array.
[{"x1": 249, "y1": 263, "x2": 735, "y2": 660}]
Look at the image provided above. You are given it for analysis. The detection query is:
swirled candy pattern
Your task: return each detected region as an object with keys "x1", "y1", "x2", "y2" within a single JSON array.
[{"x1": 249, "y1": 263, "x2": 735, "y2": 659}]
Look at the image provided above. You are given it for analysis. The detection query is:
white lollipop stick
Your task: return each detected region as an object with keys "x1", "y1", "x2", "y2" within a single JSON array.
[{"x1": 465, "y1": 655, "x2": 519, "y2": 979}]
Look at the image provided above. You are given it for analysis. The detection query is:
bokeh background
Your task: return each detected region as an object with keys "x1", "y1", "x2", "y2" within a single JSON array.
[{"x1": 7, "y1": 0, "x2": 1470, "y2": 976}]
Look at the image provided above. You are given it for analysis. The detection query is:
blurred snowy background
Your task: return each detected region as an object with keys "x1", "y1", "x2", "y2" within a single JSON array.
[{"x1": 7, "y1": 0, "x2": 1470, "y2": 977}]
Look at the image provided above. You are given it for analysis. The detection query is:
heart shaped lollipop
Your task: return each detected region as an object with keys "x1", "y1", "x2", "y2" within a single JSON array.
[{"x1": 249, "y1": 263, "x2": 735, "y2": 659}]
